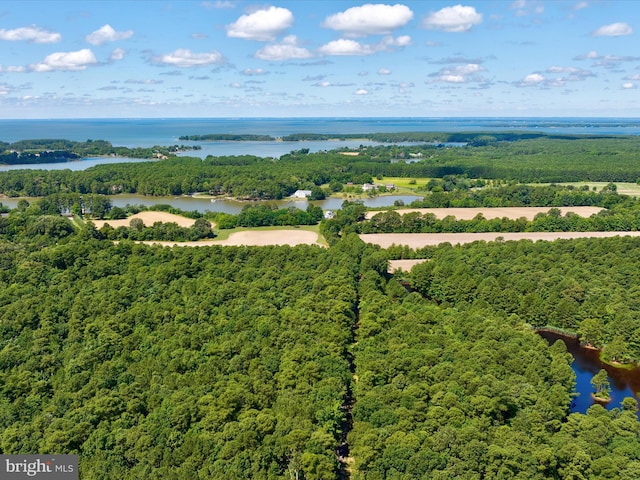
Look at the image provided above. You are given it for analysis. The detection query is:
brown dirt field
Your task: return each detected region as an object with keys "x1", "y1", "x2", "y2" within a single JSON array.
[
  {"x1": 361, "y1": 231, "x2": 640, "y2": 249},
  {"x1": 92, "y1": 211, "x2": 197, "y2": 229},
  {"x1": 388, "y1": 259, "x2": 429, "y2": 273},
  {"x1": 140, "y1": 229, "x2": 321, "y2": 248},
  {"x1": 365, "y1": 206, "x2": 604, "y2": 220}
]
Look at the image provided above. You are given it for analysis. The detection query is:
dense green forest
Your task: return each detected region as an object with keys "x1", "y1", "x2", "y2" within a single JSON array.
[
  {"x1": 0, "y1": 139, "x2": 199, "y2": 165},
  {"x1": 2, "y1": 212, "x2": 640, "y2": 478}
]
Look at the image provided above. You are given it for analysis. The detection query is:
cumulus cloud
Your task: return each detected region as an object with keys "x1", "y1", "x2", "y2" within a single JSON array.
[
  {"x1": 318, "y1": 35, "x2": 410, "y2": 56},
  {"x1": 622, "y1": 82, "x2": 636, "y2": 89},
  {"x1": 318, "y1": 39, "x2": 373, "y2": 56},
  {"x1": 423, "y1": 5, "x2": 482, "y2": 32},
  {"x1": 29, "y1": 49, "x2": 98, "y2": 72},
  {"x1": 152, "y1": 48, "x2": 225, "y2": 67},
  {"x1": 86, "y1": 24, "x2": 133, "y2": 45},
  {"x1": 545, "y1": 66, "x2": 595, "y2": 81},
  {"x1": 0, "y1": 25, "x2": 61, "y2": 43},
  {"x1": 201, "y1": 0, "x2": 235, "y2": 8},
  {"x1": 518, "y1": 73, "x2": 545, "y2": 86},
  {"x1": 0, "y1": 64, "x2": 26, "y2": 73},
  {"x1": 429, "y1": 63, "x2": 485, "y2": 83},
  {"x1": 575, "y1": 51, "x2": 640, "y2": 69},
  {"x1": 110, "y1": 48, "x2": 126, "y2": 61},
  {"x1": 378, "y1": 68, "x2": 392, "y2": 75},
  {"x1": 226, "y1": 6, "x2": 293, "y2": 41},
  {"x1": 355, "y1": 88, "x2": 369, "y2": 95},
  {"x1": 322, "y1": 4, "x2": 414, "y2": 36},
  {"x1": 510, "y1": 0, "x2": 544, "y2": 17},
  {"x1": 254, "y1": 35, "x2": 312, "y2": 61},
  {"x1": 592, "y1": 22, "x2": 632, "y2": 37},
  {"x1": 242, "y1": 68, "x2": 268, "y2": 75}
]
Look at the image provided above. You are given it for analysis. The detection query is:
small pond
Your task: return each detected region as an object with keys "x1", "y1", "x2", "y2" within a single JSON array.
[{"x1": 538, "y1": 330, "x2": 640, "y2": 414}]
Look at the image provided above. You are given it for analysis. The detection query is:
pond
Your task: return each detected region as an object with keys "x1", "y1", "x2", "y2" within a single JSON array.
[
  {"x1": 538, "y1": 330, "x2": 640, "y2": 414},
  {"x1": 0, "y1": 194, "x2": 423, "y2": 215}
]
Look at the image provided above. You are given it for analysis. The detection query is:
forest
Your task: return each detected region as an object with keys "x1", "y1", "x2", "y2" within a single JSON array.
[
  {"x1": 2, "y1": 132, "x2": 640, "y2": 479},
  {"x1": 1, "y1": 134, "x2": 640, "y2": 197},
  {"x1": 0, "y1": 139, "x2": 199, "y2": 165}
]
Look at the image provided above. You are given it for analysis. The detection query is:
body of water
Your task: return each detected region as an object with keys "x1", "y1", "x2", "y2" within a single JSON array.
[
  {"x1": 0, "y1": 194, "x2": 422, "y2": 215},
  {"x1": 538, "y1": 330, "x2": 640, "y2": 415},
  {"x1": 1, "y1": 117, "x2": 640, "y2": 164}
]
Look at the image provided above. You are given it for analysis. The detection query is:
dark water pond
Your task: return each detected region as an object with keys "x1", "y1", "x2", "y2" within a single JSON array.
[{"x1": 538, "y1": 330, "x2": 640, "y2": 414}]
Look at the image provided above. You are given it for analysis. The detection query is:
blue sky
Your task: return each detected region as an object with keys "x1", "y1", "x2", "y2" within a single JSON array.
[{"x1": 0, "y1": 0, "x2": 638, "y2": 118}]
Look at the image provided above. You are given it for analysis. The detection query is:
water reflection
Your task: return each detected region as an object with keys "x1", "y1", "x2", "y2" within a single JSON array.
[
  {"x1": 538, "y1": 330, "x2": 640, "y2": 414},
  {"x1": 0, "y1": 194, "x2": 423, "y2": 215}
]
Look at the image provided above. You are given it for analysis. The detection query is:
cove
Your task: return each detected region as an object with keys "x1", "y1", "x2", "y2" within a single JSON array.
[{"x1": 538, "y1": 330, "x2": 640, "y2": 414}]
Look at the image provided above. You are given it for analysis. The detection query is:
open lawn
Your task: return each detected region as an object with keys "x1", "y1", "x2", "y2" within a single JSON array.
[
  {"x1": 361, "y1": 231, "x2": 640, "y2": 249},
  {"x1": 365, "y1": 206, "x2": 604, "y2": 220}
]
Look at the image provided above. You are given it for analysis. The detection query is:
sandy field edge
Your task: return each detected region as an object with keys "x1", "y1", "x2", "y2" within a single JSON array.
[
  {"x1": 93, "y1": 211, "x2": 197, "y2": 228},
  {"x1": 365, "y1": 206, "x2": 604, "y2": 221},
  {"x1": 361, "y1": 231, "x2": 640, "y2": 249},
  {"x1": 140, "y1": 229, "x2": 322, "y2": 247}
]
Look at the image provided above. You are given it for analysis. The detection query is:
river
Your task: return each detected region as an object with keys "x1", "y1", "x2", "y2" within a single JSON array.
[{"x1": 538, "y1": 330, "x2": 640, "y2": 414}]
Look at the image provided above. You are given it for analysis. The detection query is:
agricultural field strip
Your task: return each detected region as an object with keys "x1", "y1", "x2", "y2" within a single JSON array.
[
  {"x1": 361, "y1": 231, "x2": 640, "y2": 248},
  {"x1": 140, "y1": 229, "x2": 322, "y2": 247},
  {"x1": 364, "y1": 206, "x2": 604, "y2": 220}
]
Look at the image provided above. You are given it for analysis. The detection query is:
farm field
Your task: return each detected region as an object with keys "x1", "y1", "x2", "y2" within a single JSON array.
[
  {"x1": 365, "y1": 206, "x2": 604, "y2": 220},
  {"x1": 141, "y1": 228, "x2": 322, "y2": 247},
  {"x1": 92, "y1": 211, "x2": 196, "y2": 228},
  {"x1": 361, "y1": 231, "x2": 640, "y2": 248}
]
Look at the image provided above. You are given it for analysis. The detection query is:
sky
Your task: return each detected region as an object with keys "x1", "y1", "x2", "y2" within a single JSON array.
[{"x1": 0, "y1": 0, "x2": 638, "y2": 118}]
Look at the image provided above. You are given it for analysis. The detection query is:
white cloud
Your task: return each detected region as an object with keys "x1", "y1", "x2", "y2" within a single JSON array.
[
  {"x1": 0, "y1": 26, "x2": 61, "y2": 43},
  {"x1": 0, "y1": 65, "x2": 26, "y2": 73},
  {"x1": 520, "y1": 73, "x2": 545, "y2": 85},
  {"x1": 430, "y1": 63, "x2": 485, "y2": 83},
  {"x1": 592, "y1": 22, "x2": 632, "y2": 37},
  {"x1": 242, "y1": 68, "x2": 268, "y2": 75},
  {"x1": 29, "y1": 49, "x2": 98, "y2": 72},
  {"x1": 124, "y1": 79, "x2": 163, "y2": 84},
  {"x1": 355, "y1": 88, "x2": 369, "y2": 95},
  {"x1": 226, "y1": 6, "x2": 293, "y2": 41},
  {"x1": 423, "y1": 5, "x2": 482, "y2": 32},
  {"x1": 573, "y1": 1, "x2": 589, "y2": 11},
  {"x1": 322, "y1": 4, "x2": 414, "y2": 36},
  {"x1": 622, "y1": 82, "x2": 637, "y2": 89},
  {"x1": 110, "y1": 48, "x2": 126, "y2": 61},
  {"x1": 318, "y1": 39, "x2": 373, "y2": 56},
  {"x1": 201, "y1": 1, "x2": 235, "y2": 8},
  {"x1": 318, "y1": 36, "x2": 410, "y2": 57},
  {"x1": 152, "y1": 48, "x2": 225, "y2": 67},
  {"x1": 254, "y1": 35, "x2": 313, "y2": 61},
  {"x1": 86, "y1": 24, "x2": 133, "y2": 45},
  {"x1": 545, "y1": 66, "x2": 594, "y2": 80},
  {"x1": 378, "y1": 68, "x2": 392, "y2": 75}
]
